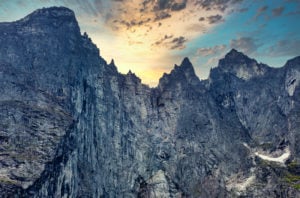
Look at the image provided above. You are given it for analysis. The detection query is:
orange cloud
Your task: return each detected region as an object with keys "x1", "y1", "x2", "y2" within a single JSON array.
[{"x1": 74, "y1": 0, "x2": 242, "y2": 86}]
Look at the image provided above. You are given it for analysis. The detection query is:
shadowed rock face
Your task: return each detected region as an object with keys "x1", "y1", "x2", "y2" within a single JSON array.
[{"x1": 0, "y1": 7, "x2": 299, "y2": 198}]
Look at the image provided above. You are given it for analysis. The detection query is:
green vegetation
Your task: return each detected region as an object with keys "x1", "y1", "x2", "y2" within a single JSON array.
[
  {"x1": 288, "y1": 161, "x2": 298, "y2": 167},
  {"x1": 0, "y1": 177, "x2": 18, "y2": 185},
  {"x1": 284, "y1": 173, "x2": 300, "y2": 183},
  {"x1": 284, "y1": 173, "x2": 300, "y2": 191},
  {"x1": 287, "y1": 160, "x2": 300, "y2": 170},
  {"x1": 256, "y1": 158, "x2": 300, "y2": 191},
  {"x1": 293, "y1": 184, "x2": 300, "y2": 190}
]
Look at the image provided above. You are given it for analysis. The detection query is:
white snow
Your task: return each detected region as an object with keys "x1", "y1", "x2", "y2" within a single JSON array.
[
  {"x1": 242, "y1": 142, "x2": 251, "y2": 150},
  {"x1": 254, "y1": 147, "x2": 290, "y2": 164},
  {"x1": 236, "y1": 66, "x2": 251, "y2": 80},
  {"x1": 235, "y1": 175, "x2": 255, "y2": 191},
  {"x1": 235, "y1": 63, "x2": 265, "y2": 80},
  {"x1": 226, "y1": 172, "x2": 256, "y2": 192},
  {"x1": 243, "y1": 142, "x2": 291, "y2": 164},
  {"x1": 148, "y1": 170, "x2": 170, "y2": 198}
]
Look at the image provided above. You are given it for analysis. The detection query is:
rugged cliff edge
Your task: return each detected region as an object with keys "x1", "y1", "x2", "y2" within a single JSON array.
[{"x1": 0, "y1": 7, "x2": 299, "y2": 197}]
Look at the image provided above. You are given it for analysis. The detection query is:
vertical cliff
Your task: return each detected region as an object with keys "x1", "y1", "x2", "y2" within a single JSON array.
[{"x1": 0, "y1": 7, "x2": 299, "y2": 198}]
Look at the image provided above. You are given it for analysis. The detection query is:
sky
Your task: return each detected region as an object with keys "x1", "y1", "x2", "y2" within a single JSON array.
[{"x1": 0, "y1": 0, "x2": 300, "y2": 86}]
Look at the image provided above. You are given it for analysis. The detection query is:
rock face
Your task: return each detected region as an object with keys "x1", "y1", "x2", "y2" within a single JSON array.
[{"x1": 0, "y1": 7, "x2": 299, "y2": 198}]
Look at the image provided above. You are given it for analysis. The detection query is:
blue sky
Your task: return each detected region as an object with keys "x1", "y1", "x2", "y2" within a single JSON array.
[
  {"x1": 0, "y1": 0, "x2": 299, "y2": 86},
  {"x1": 188, "y1": 0, "x2": 300, "y2": 78}
]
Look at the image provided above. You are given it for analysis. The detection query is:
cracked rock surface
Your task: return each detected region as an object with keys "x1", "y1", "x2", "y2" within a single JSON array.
[{"x1": 0, "y1": 7, "x2": 299, "y2": 198}]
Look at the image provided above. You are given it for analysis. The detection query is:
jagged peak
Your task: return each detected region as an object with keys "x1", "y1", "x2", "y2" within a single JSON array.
[
  {"x1": 126, "y1": 70, "x2": 139, "y2": 79},
  {"x1": 170, "y1": 57, "x2": 195, "y2": 74},
  {"x1": 158, "y1": 57, "x2": 199, "y2": 88},
  {"x1": 22, "y1": 7, "x2": 75, "y2": 20},
  {"x1": 83, "y1": 32, "x2": 89, "y2": 38},
  {"x1": 18, "y1": 6, "x2": 79, "y2": 30},
  {"x1": 127, "y1": 70, "x2": 133, "y2": 75},
  {"x1": 284, "y1": 56, "x2": 300, "y2": 69},
  {"x1": 227, "y1": 48, "x2": 241, "y2": 56},
  {"x1": 124, "y1": 70, "x2": 141, "y2": 84},
  {"x1": 180, "y1": 57, "x2": 193, "y2": 68},
  {"x1": 106, "y1": 58, "x2": 118, "y2": 72},
  {"x1": 210, "y1": 49, "x2": 268, "y2": 80},
  {"x1": 109, "y1": 59, "x2": 116, "y2": 67},
  {"x1": 220, "y1": 49, "x2": 257, "y2": 66}
]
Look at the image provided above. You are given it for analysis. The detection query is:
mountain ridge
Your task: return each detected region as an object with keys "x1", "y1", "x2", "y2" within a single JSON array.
[
  {"x1": 0, "y1": 7, "x2": 296, "y2": 88},
  {"x1": 0, "y1": 7, "x2": 299, "y2": 198}
]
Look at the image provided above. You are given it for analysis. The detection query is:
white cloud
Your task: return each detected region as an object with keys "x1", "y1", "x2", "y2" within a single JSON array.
[
  {"x1": 197, "y1": 45, "x2": 227, "y2": 57},
  {"x1": 230, "y1": 37, "x2": 259, "y2": 55},
  {"x1": 268, "y1": 39, "x2": 300, "y2": 57}
]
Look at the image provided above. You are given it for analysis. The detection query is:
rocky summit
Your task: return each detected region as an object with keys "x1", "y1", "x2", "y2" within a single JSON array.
[{"x1": 0, "y1": 7, "x2": 299, "y2": 198}]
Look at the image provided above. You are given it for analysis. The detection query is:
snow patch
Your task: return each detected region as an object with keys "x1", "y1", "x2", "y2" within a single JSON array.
[
  {"x1": 255, "y1": 147, "x2": 290, "y2": 164},
  {"x1": 242, "y1": 142, "x2": 251, "y2": 150},
  {"x1": 226, "y1": 172, "x2": 255, "y2": 192},
  {"x1": 236, "y1": 66, "x2": 251, "y2": 80},
  {"x1": 235, "y1": 175, "x2": 255, "y2": 191},
  {"x1": 147, "y1": 170, "x2": 170, "y2": 198},
  {"x1": 149, "y1": 170, "x2": 166, "y2": 183},
  {"x1": 235, "y1": 63, "x2": 265, "y2": 80},
  {"x1": 243, "y1": 142, "x2": 290, "y2": 164}
]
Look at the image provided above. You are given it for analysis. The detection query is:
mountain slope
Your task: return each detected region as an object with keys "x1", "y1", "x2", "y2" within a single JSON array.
[{"x1": 0, "y1": 7, "x2": 299, "y2": 198}]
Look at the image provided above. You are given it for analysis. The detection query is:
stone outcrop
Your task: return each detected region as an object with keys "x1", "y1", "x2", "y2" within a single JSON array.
[{"x1": 0, "y1": 7, "x2": 299, "y2": 197}]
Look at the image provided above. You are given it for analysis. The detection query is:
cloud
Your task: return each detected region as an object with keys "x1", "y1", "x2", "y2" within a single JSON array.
[
  {"x1": 206, "y1": 14, "x2": 223, "y2": 24},
  {"x1": 192, "y1": 44, "x2": 229, "y2": 79},
  {"x1": 268, "y1": 39, "x2": 300, "y2": 57},
  {"x1": 73, "y1": 0, "x2": 242, "y2": 46},
  {"x1": 115, "y1": 17, "x2": 152, "y2": 29},
  {"x1": 195, "y1": 0, "x2": 229, "y2": 11},
  {"x1": 197, "y1": 45, "x2": 227, "y2": 56},
  {"x1": 253, "y1": 5, "x2": 268, "y2": 20},
  {"x1": 238, "y1": 8, "x2": 248, "y2": 13},
  {"x1": 272, "y1": 6, "x2": 285, "y2": 17},
  {"x1": 170, "y1": 36, "x2": 187, "y2": 50},
  {"x1": 78, "y1": 0, "x2": 243, "y2": 85},
  {"x1": 154, "y1": 0, "x2": 187, "y2": 11},
  {"x1": 171, "y1": 1, "x2": 187, "y2": 11},
  {"x1": 199, "y1": 17, "x2": 205, "y2": 21},
  {"x1": 152, "y1": 35, "x2": 174, "y2": 46},
  {"x1": 156, "y1": 0, "x2": 172, "y2": 10},
  {"x1": 187, "y1": 24, "x2": 207, "y2": 33},
  {"x1": 285, "y1": 0, "x2": 300, "y2": 15},
  {"x1": 285, "y1": 0, "x2": 300, "y2": 2},
  {"x1": 257, "y1": 5, "x2": 268, "y2": 14},
  {"x1": 230, "y1": 37, "x2": 259, "y2": 54},
  {"x1": 41, "y1": 0, "x2": 243, "y2": 85},
  {"x1": 102, "y1": 0, "x2": 186, "y2": 31},
  {"x1": 287, "y1": 10, "x2": 300, "y2": 16},
  {"x1": 60, "y1": 0, "x2": 111, "y2": 18},
  {"x1": 154, "y1": 12, "x2": 171, "y2": 21},
  {"x1": 194, "y1": 0, "x2": 243, "y2": 12},
  {"x1": 207, "y1": 56, "x2": 223, "y2": 67},
  {"x1": 153, "y1": 35, "x2": 187, "y2": 50}
]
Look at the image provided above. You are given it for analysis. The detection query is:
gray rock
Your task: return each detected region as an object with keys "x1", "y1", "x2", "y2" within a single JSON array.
[{"x1": 0, "y1": 7, "x2": 299, "y2": 198}]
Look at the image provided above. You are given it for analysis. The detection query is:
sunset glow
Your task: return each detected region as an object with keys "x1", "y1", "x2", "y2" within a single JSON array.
[{"x1": 1, "y1": 0, "x2": 299, "y2": 86}]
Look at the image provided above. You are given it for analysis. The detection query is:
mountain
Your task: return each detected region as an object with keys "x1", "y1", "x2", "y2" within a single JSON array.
[{"x1": 0, "y1": 7, "x2": 299, "y2": 197}]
